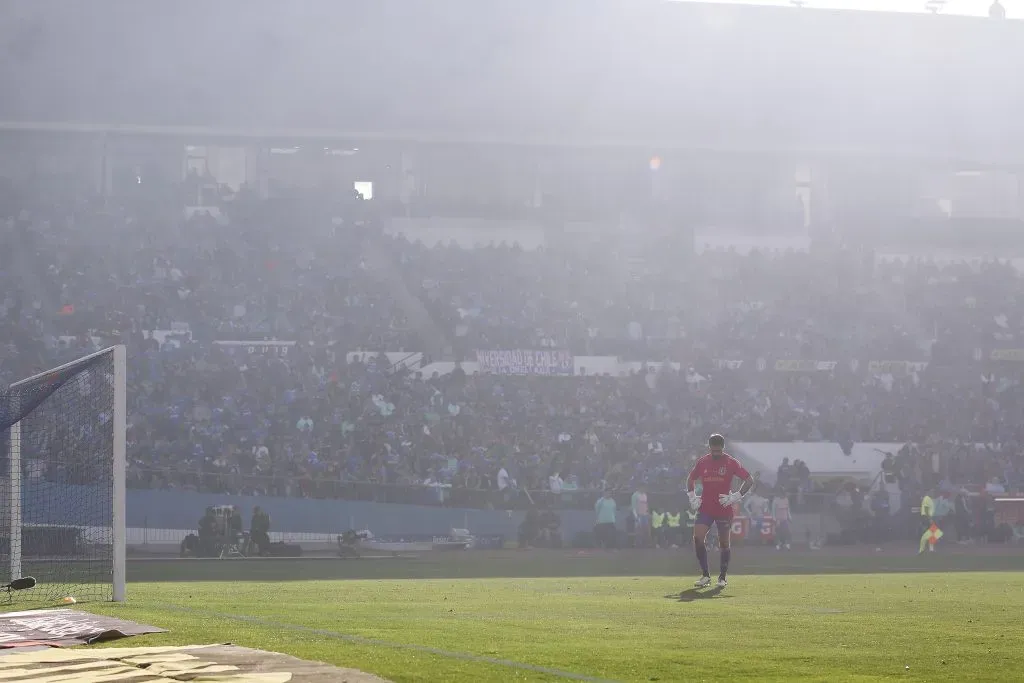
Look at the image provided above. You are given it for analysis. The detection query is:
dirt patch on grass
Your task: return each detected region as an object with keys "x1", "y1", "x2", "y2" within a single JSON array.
[{"x1": 0, "y1": 644, "x2": 391, "y2": 682}]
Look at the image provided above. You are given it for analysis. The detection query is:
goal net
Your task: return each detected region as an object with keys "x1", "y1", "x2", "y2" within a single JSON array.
[{"x1": 0, "y1": 346, "x2": 126, "y2": 604}]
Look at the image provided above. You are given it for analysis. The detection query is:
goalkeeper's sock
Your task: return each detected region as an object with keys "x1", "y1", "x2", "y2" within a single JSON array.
[
  {"x1": 719, "y1": 548, "x2": 731, "y2": 578},
  {"x1": 695, "y1": 538, "x2": 710, "y2": 576}
]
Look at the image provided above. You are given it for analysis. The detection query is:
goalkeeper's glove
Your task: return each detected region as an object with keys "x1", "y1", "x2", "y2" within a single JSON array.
[
  {"x1": 718, "y1": 491, "x2": 744, "y2": 507},
  {"x1": 688, "y1": 491, "x2": 702, "y2": 511}
]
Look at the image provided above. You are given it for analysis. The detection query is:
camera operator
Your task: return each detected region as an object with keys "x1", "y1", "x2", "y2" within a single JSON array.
[
  {"x1": 197, "y1": 507, "x2": 217, "y2": 557},
  {"x1": 250, "y1": 506, "x2": 271, "y2": 556},
  {"x1": 518, "y1": 504, "x2": 562, "y2": 548}
]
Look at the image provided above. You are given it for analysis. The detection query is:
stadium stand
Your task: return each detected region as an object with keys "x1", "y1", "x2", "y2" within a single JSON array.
[
  {"x1": 1, "y1": 0, "x2": 1022, "y2": 552},
  {"x1": 2, "y1": 189, "x2": 1021, "y2": 513}
]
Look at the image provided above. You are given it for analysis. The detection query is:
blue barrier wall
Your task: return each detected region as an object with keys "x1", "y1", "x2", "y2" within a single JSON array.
[
  {"x1": 128, "y1": 489, "x2": 536, "y2": 536},
  {"x1": 24, "y1": 483, "x2": 600, "y2": 538},
  {"x1": 25, "y1": 484, "x2": 831, "y2": 545}
]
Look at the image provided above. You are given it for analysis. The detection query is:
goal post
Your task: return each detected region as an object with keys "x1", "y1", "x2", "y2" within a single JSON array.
[
  {"x1": 2, "y1": 345, "x2": 126, "y2": 603},
  {"x1": 113, "y1": 344, "x2": 126, "y2": 602},
  {"x1": 8, "y1": 399, "x2": 20, "y2": 585}
]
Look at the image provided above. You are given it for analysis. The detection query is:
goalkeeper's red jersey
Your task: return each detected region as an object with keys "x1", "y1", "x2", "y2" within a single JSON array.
[{"x1": 687, "y1": 453, "x2": 750, "y2": 519}]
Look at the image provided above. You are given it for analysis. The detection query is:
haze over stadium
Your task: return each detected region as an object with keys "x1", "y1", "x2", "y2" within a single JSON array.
[
  {"x1": 1, "y1": 0, "x2": 1023, "y2": 681},
  {"x1": 677, "y1": 0, "x2": 1021, "y2": 19}
]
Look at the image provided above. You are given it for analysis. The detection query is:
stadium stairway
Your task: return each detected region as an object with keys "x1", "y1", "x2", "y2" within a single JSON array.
[{"x1": 360, "y1": 236, "x2": 454, "y2": 361}]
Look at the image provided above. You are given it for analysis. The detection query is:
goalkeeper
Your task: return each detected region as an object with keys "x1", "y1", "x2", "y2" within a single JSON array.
[{"x1": 686, "y1": 434, "x2": 756, "y2": 589}]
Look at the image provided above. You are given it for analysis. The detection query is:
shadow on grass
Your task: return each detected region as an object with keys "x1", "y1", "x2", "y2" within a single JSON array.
[
  {"x1": 665, "y1": 587, "x2": 734, "y2": 602},
  {"x1": 122, "y1": 547, "x2": 1024, "y2": 583}
]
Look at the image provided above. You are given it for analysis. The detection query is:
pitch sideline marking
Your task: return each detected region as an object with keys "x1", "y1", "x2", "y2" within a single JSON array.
[{"x1": 155, "y1": 603, "x2": 617, "y2": 683}]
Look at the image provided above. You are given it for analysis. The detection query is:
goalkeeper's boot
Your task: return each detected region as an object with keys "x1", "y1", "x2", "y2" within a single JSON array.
[
  {"x1": 717, "y1": 576, "x2": 728, "y2": 589},
  {"x1": 694, "y1": 575, "x2": 712, "y2": 589}
]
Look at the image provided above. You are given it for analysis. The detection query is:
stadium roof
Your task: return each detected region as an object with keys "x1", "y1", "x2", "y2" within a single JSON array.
[{"x1": 1, "y1": 0, "x2": 1022, "y2": 160}]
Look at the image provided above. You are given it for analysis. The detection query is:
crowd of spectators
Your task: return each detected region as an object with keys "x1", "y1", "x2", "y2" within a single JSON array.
[{"x1": 2, "y1": 180, "x2": 1023, "y2": 511}]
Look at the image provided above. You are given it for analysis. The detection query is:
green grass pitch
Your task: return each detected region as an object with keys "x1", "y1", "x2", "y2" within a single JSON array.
[{"x1": 44, "y1": 550, "x2": 1024, "y2": 681}]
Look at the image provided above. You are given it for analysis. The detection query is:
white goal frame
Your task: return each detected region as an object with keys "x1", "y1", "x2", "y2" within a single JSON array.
[{"x1": 5, "y1": 345, "x2": 126, "y2": 602}]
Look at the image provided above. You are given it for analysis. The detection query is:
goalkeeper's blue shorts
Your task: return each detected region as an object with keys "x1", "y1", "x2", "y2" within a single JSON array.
[{"x1": 695, "y1": 512, "x2": 734, "y2": 529}]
